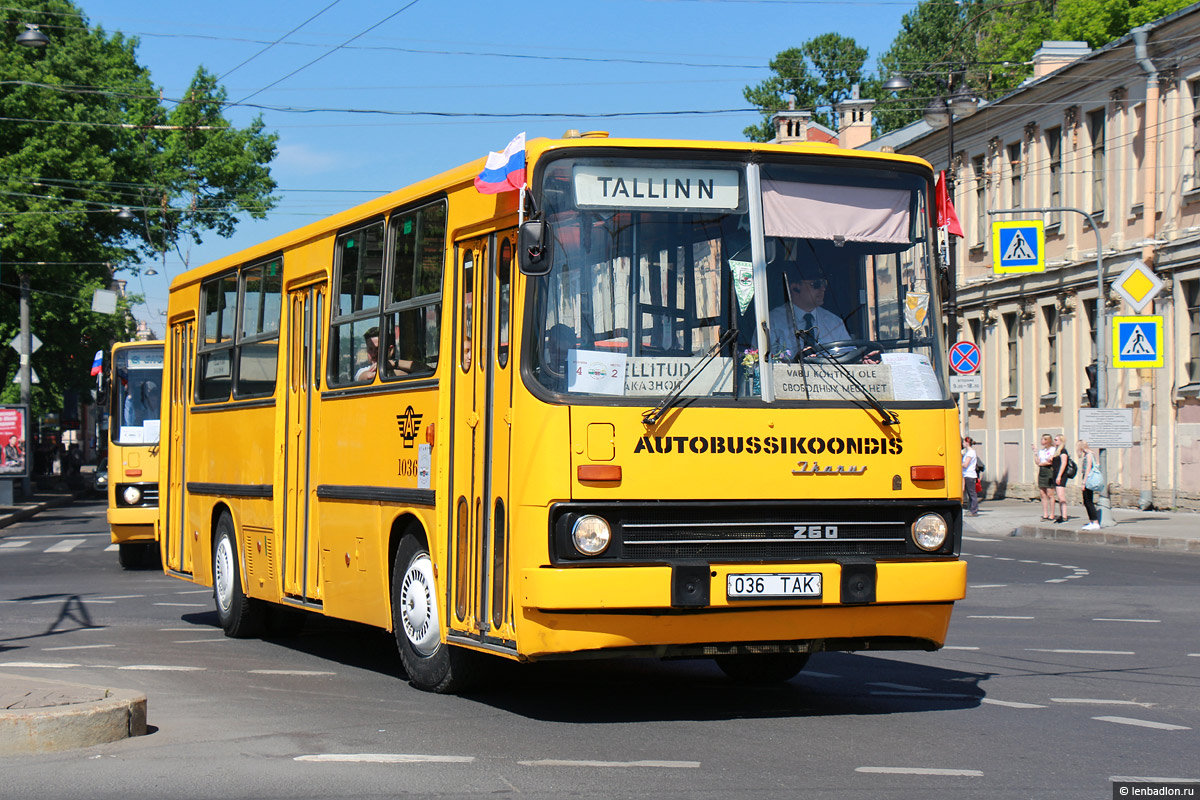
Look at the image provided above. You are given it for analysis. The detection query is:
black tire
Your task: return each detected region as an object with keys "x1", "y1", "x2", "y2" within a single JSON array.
[
  {"x1": 714, "y1": 652, "x2": 810, "y2": 684},
  {"x1": 391, "y1": 535, "x2": 482, "y2": 693},
  {"x1": 118, "y1": 542, "x2": 150, "y2": 570},
  {"x1": 212, "y1": 511, "x2": 264, "y2": 638}
]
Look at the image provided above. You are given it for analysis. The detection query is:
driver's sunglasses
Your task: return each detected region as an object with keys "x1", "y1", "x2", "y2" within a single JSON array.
[{"x1": 792, "y1": 279, "x2": 828, "y2": 290}]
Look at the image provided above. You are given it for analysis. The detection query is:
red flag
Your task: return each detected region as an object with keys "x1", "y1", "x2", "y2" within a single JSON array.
[{"x1": 935, "y1": 170, "x2": 964, "y2": 238}]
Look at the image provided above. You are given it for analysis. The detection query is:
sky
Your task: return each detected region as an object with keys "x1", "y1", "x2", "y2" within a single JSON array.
[{"x1": 75, "y1": 0, "x2": 922, "y2": 337}]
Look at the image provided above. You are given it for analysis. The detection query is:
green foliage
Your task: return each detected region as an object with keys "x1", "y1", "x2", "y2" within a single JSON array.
[
  {"x1": 1, "y1": 1, "x2": 277, "y2": 420},
  {"x1": 743, "y1": 33, "x2": 869, "y2": 141}
]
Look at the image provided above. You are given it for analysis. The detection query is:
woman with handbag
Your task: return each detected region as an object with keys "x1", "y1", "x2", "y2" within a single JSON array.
[
  {"x1": 1077, "y1": 439, "x2": 1101, "y2": 531},
  {"x1": 1034, "y1": 434, "x2": 1056, "y2": 521}
]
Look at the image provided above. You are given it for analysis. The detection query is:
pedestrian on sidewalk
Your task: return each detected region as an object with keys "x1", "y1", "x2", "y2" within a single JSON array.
[
  {"x1": 1034, "y1": 433, "x2": 1056, "y2": 521},
  {"x1": 1052, "y1": 434, "x2": 1070, "y2": 523},
  {"x1": 1076, "y1": 440, "x2": 1100, "y2": 531},
  {"x1": 961, "y1": 436, "x2": 979, "y2": 517}
]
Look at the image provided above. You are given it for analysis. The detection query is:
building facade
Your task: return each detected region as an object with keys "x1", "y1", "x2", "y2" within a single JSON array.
[{"x1": 864, "y1": 5, "x2": 1200, "y2": 510}]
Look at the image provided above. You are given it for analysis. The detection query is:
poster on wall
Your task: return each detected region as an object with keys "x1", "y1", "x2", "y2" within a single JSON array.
[{"x1": 0, "y1": 405, "x2": 30, "y2": 479}]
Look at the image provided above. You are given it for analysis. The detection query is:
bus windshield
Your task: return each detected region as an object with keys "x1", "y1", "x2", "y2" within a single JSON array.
[
  {"x1": 527, "y1": 155, "x2": 949, "y2": 405},
  {"x1": 111, "y1": 345, "x2": 163, "y2": 444}
]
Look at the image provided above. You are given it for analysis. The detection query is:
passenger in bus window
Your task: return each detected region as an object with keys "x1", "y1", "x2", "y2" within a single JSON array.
[{"x1": 357, "y1": 325, "x2": 423, "y2": 381}]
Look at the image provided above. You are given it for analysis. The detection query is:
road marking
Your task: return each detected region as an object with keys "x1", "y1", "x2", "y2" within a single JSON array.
[
  {"x1": 104, "y1": 544, "x2": 118, "y2": 552},
  {"x1": 519, "y1": 759, "x2": 700, "y2": 769},
  {"x1": 1093, "y1": 716, "x2": 1190, "y2": 731},
  {"x1": 943, "y1": 646, "x2": 980, "y2": 651},
  {"x1": 117, "y1": 665, "x2": 205, "y2": 672},
  {"x1": 968, "y1": 615, "x2": 1034, "y2": 620},
  {"x1": 994, "y1": 557, "x2": 1015, "y2": 561},
  {"x1": 1111, "y1": 776, "x2": 1200, "y2": 783},
  {"x1": 159, "y1": 627, "x2": 211, "y2": 632},
  {"x1": 173, "y1": 638, "x2": 233, "y2": 644},
  {"x1": 968, "y1": 584, "x2": 1008, "y2": 588},
  {"x1": 249, "y1": 669, "x2": 336, "y2": 676},
  {"x1": 962, "y1": 536, "x2": 990, "y2": 542},
  {"x1": 982, "y1": 698, "x2": 1046, "y2": 709},
  {"x1": 0, "y1": 540, "x2": 30, "y2": 549},
  {"x1": 1026, "y1": 649, "x2": 1135, "y2": 655},
  {"x1": 175, "y1": 589, "x2": 211, "y2": 595},
  {"x1": 856, "y1": 766, "x2": 982, "y2": 777},
  {"x1": 1052, "y1": 698, "x2": 1156, "y2": 707},
  {"x1": 8, "y1": 532, "x2": 109, "y2": 540},
  {"x1": 154, "y1": 602, "x2": 209, "y2": 608},
  {"x1": 95, "y1": 595, "x2": 146, "y2": 600},
  {"x1": 32, "y1": 598, "x2": 113, "y2": 605},
  {"x1": 0, "y1": 661, "x2": 80, "y2": 668},
  {"x1": 1093, "y1": 618, "x2": 1160, "y2": 623},
  {"x1": 295, "y1": 754, "x2": 475, "y2": 764},
  {"x1": 868, "y1": 682, "x2": 928, "y2": 692},
  {"x1": 44, "y1": 539, "x2": 86, "y2": 553},
  {"x1": 42, "y1": 644, "x2": 115, "y2": 651},
  {"x1": 1019, "y1": 560, "x2": 1039, "y2": 563}
]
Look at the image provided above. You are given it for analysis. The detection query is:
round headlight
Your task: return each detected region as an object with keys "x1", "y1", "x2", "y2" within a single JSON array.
[
  {"x1": 571, "y1": 515, "x2": 612, "y2": 556},
  {"x1": 122, "y1": 485, "x2": 142, "y2": 505},
  {"x1": 912, "y1": 513, "x2": 949, "y2": 551}
]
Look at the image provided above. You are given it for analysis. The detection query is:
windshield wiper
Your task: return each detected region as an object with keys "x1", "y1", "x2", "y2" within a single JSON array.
[
  {"x1": 642, "y1": 327, "x2": 738, "y2": 427},
  {"x1": 805, "y1": 341, "x2": 900, "y2": 426}
]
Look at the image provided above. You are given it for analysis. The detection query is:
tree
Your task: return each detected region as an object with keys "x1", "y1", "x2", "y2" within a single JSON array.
[
  {"x1": 743, "y1": 33, "x2": 869, "y2": 142},
  {"x1": 0, "y1": 1, "x2": 277, "y2": 424}
]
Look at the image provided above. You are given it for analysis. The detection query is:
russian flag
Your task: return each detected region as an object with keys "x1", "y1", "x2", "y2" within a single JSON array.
[
  {"x1": 474, "y1": 132, "x2": 526, "y2": 194},
  {"x1": 89, "y1": 349, "x2": 103, "y2": 377}
]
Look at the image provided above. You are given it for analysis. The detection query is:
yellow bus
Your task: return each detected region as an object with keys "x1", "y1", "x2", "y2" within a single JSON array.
[
  {"x1": 108, "y1": 340, "x2": 164, "y2": 569},
  {"x1": 159, "y1": 133, "x2": 966, "y2": 692}
]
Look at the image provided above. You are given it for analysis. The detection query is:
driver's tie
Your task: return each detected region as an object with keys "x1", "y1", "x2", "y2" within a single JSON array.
[{"x1": 803, "y1": 312, "x2": 817, "y2": 349}]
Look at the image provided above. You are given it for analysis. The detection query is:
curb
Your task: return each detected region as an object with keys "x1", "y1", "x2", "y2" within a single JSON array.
[
  {"x1": 0, "y1": 493, "x2": 78, "y2": 531},
  {"x1": 0, "y1": 674, "x2": 147, "y2": 755},
  {"x1": 1011, "y1": 524, "x2": 1200, "y2": 553}
]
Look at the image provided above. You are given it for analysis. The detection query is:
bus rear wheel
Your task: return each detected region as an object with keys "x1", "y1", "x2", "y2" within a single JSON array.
[
  {"x1": 714, "y1": 652, "x2": 810, "y2": 684},
  {"x1": 391, "y1": 535, "x2": 481, "y2": 694},
  {"x1": 212, "y1": 512, "x2": 264, "y2": 638}
]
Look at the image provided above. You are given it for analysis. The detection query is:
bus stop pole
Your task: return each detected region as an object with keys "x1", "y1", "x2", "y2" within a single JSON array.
[{"x1": 987, "y1": 207, "x2": 1110, "y2": 527}]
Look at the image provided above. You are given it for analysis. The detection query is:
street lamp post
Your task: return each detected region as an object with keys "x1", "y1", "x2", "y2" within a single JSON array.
[{"x1": 14, "y1": 23, "x2": 49, "y2": 498}]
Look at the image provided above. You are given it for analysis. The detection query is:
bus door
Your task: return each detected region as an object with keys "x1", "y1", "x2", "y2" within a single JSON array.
[
  {"x1": 165, "y1": 320, "x2": 194, "y2": 575},
  {"x1": 449, "y1": 232, "x2": 516, "y2": 645},
  {"x1": 282, "y1": 281, "x2": 326, "y2": 606}
]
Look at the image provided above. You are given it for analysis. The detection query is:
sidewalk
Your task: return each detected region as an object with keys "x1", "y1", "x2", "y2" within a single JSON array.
[
  {"x1": 964, "y1": 496, "x2": 1200, "y2": 553},
  {"x1": 0, "y1": 489, "x2": 80, "y2": 531}
]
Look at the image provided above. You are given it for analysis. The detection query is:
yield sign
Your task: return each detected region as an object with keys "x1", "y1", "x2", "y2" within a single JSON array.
[{"x1": 949, "y1": 340, "x2": 980, "y2": 375}]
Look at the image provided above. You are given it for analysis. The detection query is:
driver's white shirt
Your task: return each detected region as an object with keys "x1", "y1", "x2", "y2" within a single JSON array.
[{"x1": 768, "y1": 303, "x2": 849, "y2": 357}]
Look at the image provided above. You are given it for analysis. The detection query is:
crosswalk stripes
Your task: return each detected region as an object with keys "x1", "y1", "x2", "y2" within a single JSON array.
[{"x1": 0, "y1": 535, "x2": 122, "y2": 554}]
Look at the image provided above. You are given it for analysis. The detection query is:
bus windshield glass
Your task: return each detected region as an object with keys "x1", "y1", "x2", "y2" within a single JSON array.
[
  {"x1": 112, "y1": 346, "x2": 164, "y2": 444},
  {"x1": 527, "y1": 155, "x2": 949, "y2": 405}
]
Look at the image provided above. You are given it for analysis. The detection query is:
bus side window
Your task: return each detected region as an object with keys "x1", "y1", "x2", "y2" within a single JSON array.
[
  {"x1": 196, "y1": 274, "x2": 237, "y2": 403},
  {"x1": 383, "y1": 200, "x2": 444, "y2": 380},
  {"x1": 329, "y1": 220, "x2": 385, "y2": 385},
  {"x1": 461, "y1": 250, "x2": 473, "y2": 372}
]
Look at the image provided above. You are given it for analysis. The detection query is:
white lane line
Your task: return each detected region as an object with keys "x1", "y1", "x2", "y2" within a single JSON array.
[
  {"x1": 943, "y1": 646, "x2": 981, "y2": 651},
  {"x1": 1111, "y1": 776, "x2": 1200, "y2": 783},
  {"x1": 0, "y1": 661, "x2": 80, "y2": 668},
  {"x1": 1093, "y1": 618, "x2": 1161, "y2": 623},
  {"x1": 1190, "y1": 654, "x2": 1200, "y2": 658},
  {"x1": 1052, "y1": 698, "x2": 1156, "y2": 707},
  {"x1": 994, "y1": 557, "x2": 1015, "y2": 561},
  {"x1": 1026, "y1": 649, "x2": 1135, "y2": 655},
  {"x1": 104, "y1": 544, "x2": 119, "y2": 552},
  {"x1": 42, "y1": 644, "x2": 115, "y2": 651},
  {"x1": 175, "y1": 589, "x2": 211, "y2": 595},
  {"x1": 249, "y1": 669, "x2": 336, "y2": 676},
  {"x1": 868, "y1": 682, "x2": 928, "y2": 692},
  {"x1": 154, "y1": 602, "x2": 209, "y2": 608},
  {"x1": 982, "y1": 698, "x2": 1046, "y2": 709},
  {"x1": 962, "y1": 536, "x2": 991, "y2": 541},
  {"x1": 1046, "y1": 578, "x2": 1068, "y2": 583},
  {"x1": 295, "y1": 754, "x2": 474, "y2": 764},
  {"x1": 32, "y1": 599, "x2": 113, "y2": 605},
  {"x1": 856, "y1": 767, "x2": 982, "y2": 777},
  {"x1": 44, "y1": 539, "x2": 86, "y2": 553},
  {"x1": 9, "y1": 532, "x2": 109, "y2": 540},
  {"x1": 117, "y1": 665, "x2": 205, "y2": 672},
  {"x1": 1093, "y1": 716, "x2": 1190, "y2": 731},
  {"x1": 1018, "y1": 560, "x2": 1039, "y2": 563},
  {"x1": 173, "y1": 638, "x2": 233, "y2": 644},
  {"x1": 968, "y1": 615, "x2": 1034, "y2": 620},
  {"x1": 519, "y1": 759, "x2": 700, "y2": 769},
  {"x1": 95, "y1": 595, "x2": 146, "y2": 600},
  {"x1": 0, "y1": 540, "x2": 31, "y2": 549},
  {"x1": 968, "y1": 584, "x2": 1008, "y2": 588}
]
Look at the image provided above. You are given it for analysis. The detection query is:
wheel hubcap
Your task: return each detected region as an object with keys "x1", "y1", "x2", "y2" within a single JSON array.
[
  {"x1": 214, "y1": 535, "x2": 234, "y2": 613},
  {"x1": 400, "y1": 553, "x2": 440, "y2": 656}
]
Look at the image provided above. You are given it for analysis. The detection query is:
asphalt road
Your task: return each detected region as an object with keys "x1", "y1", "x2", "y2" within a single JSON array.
[{"x1": 1, "y1": 500, "x2": 1197, "y2": 800}]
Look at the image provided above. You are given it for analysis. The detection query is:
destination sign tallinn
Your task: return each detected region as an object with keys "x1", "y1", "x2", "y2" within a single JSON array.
[{"x1": 573, "y1": 166, "x2": 740, "y2": 211}]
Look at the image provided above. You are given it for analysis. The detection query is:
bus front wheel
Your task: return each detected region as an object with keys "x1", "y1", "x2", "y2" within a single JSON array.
[
  {"x1": 212, "y1": 512, "x2": 264, "y2": 638},
  {"x1": 391, "y1": 535, "x2": 480, "y2": 694},
  {"x1": 714, "y1": 652, "x2": 810, "y2": 684}
]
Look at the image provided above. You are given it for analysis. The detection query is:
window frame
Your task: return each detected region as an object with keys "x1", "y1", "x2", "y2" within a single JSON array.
[
  {"x1": 234, "y1": 256, "x2": 284, "y2": 400},
  {"x1": 380, "y1": 198, "x2": 447, "y2": 383},
  {"x1": 195, "y1": 269, "x2": 240, "y2": 404},
  {"x1": 327, "y1": 216, "x2": 388, "y2": 387},
  {"x1": 1008, "y1": 142, "x2": 1022, "y2": 209},
  {"x1": 1088, "y1": 108, "x2": 1106, "y2": 219},
  {"x1": 1046, "y1": 126, "x2": 1063, "y2": 227}
]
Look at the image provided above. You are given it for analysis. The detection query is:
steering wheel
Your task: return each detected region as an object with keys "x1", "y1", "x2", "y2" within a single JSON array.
[{"x1": 795, "y1": 339, "x2": 884, "y2": 364}]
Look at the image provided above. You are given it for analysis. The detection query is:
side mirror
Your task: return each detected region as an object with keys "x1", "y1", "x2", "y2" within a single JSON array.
[{"x1": 518, "y1": 218, "x2": 551, "y2": 276}]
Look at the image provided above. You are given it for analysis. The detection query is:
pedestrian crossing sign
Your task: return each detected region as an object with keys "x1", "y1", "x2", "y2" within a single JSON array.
[
  {"x1": 991, "y1": 220, "x2": 1045, "y2": 273},
  {"x1": 1112, "y1": 315, "x2": 1164, "y2": 368}
]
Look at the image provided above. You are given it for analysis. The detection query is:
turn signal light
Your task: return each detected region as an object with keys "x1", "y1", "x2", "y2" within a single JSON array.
[
  {"x1": 126, "y1": 468, "x2": 142, "y2": 477},
  {"x1": 910, "y1": 465, "x2": 945, "y2": 481},
  {"x1": 577, "y1": 465, "x2": 622, "y2": 482}
]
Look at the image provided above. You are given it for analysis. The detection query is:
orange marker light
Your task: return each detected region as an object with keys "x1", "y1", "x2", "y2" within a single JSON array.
[
  {"x1": 910, "y1": 465, "x2": 945, "y2": 481},
  {"x1": 578, "y1": 464, "x2": 622, "y2": 482}
]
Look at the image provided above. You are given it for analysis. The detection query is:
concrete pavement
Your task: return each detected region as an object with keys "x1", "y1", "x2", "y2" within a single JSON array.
[{"x1": 1, "y1": 490, "x2": 1196, "y2": 754}]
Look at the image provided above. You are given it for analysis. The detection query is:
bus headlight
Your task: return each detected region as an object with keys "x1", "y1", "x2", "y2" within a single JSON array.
[
  {"x1": 571, "y1": 515, "x2": 612, "y2": 556},
  {"x1": 122, "y1": 485, "x2": 143, "y2": 506},
  {"x1": 912, "y1": 513, "x2": 949, "y2": 551}
]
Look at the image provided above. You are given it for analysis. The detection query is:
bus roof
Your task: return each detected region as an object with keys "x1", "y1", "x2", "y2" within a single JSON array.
[{"x1": 169, "y1": 135, "x2": 932, "y2": 294}]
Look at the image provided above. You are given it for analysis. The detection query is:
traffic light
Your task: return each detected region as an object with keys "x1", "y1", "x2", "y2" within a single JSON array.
[{"x1": 1085, "y1": 362, "x2": 1098, "y2": 407}]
